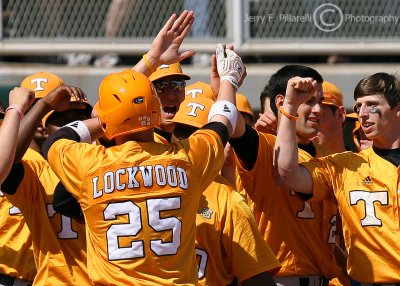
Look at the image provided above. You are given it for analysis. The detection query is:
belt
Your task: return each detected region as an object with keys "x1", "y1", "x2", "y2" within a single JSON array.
[
  {"x1": 0, "y1": 274, "x2": 32, "y2": 286},
  {"x1": 275, "y1": 276, "x2": 329, "y2": 286}
]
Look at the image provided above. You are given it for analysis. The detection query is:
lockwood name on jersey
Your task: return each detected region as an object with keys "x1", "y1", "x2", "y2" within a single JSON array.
[{"x1": 92, "y1": 165, "x2": 189, "y2": 199}]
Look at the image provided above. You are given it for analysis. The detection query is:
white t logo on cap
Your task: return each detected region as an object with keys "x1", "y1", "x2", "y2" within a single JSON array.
[
  {"x1": 187, "y1": 102, "x2": 205, "y2": 117},
  {"x1": 186, "y1": 88, "x2": 203, "y2": 98},
  {"x1": 30, "y1": 78, "x2": 48, "y2": 91},
  {"x1": 159, "y1": 64, "x2": 169, "y2": 69}
]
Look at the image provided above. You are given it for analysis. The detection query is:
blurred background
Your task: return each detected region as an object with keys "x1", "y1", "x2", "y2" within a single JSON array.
[{"x1": 0, "y1": 0, "x2": 399, "y2": 114}]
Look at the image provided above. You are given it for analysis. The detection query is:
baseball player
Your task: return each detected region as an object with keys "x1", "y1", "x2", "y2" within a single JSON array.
[
  {"x1": 1, "y1": 82, "x2": 93, "y2": 285},
  {"x1": 274, "y1": 72, "x2": 400, "y2": 283},
  {"x1": 227, "y1": 65, "x2": 343, "y2": 285},
  {"x1": 170, "y1": 95, "x2": 280, "y2": 285},
  {"x1": 311, "y1": 81, "x2": 347, "y2": 157},
  {"x1": 0, "y1": 88, "x2": 36, "y2": 286},
  {"x1": 345, "y1": 112, "x2": 372, "y2": 151},
  {"x1": 0, "y1": 102, "x2": 36, "y2": 286},
  {"x1": 149, "y1": 62, "x2": 191, "y2": 143},
  {"x1": 42, "y1": 35, "x2": 245, "y2": 285}
]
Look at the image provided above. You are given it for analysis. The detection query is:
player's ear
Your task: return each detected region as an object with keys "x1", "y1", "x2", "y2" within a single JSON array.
[
  {"x1": 396, "y1": 103, "x2": 400, "y2": 117},
  {"x1": 275, "y1": 94, "x2": 284, "y2": 109}
]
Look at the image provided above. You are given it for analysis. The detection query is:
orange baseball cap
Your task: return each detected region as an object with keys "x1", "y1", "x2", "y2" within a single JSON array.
[
  {"x1": 346, "y1": 112, "x2": 358, "y2": 119},
  {"x1": 185, "y1": 81, "x2": 216, "y2": 100},
  {"x1": 20, "y1": 72, "x2": 64, "y2": 99},
  {"x1": 322, "y1": 81, "x2": 343, "y2": 108},
  {"x1": 236, "y1": 93, "x2": 254, "y2": 120},
  {"x1": 170, "y1": 96, "x2": 215, "y2": 128},
  {"x1": 149, "y1": 63, "x2": 191, "y2": 82}
]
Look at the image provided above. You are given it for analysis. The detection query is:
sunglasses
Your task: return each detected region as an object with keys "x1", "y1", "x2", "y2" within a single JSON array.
[{"x1": 153, "y1": 80, "x2": 186, "y2": 93}]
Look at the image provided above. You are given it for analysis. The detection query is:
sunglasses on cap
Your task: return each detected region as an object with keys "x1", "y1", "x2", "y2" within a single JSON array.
[{"x1": 153, "y1": 80, "x2": 186, "y2": 94}]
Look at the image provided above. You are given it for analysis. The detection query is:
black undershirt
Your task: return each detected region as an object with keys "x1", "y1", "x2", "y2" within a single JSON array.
[
  {"x1": 154, "y1": 127, "x2": 172, "y2": 143},
  {"x1": 373, "y1": 146, "x2": 400, "y2": 167}
]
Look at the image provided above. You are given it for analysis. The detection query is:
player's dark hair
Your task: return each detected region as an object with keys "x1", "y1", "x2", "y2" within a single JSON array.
[
  {"x1": 267, "y1": 65, "x2": 323, "y2": 117},
  {"x1": 260, "y1": 84, "x2": 272, "y2": 113},
  {"x1": 354, "y1": 72, "x2": 400, "y2": 109}
]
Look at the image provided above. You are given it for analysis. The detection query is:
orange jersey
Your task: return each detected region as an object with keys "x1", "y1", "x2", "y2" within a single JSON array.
[
  {"x1": 47, "y1": 129, "x2": 225, "y2": 286},
  {"x1": 195, "y1": 174, "x2": 280, "y2": 285},
  {"x1": 303, "y1": 147, "x2": 400, "y2": 283},
  {"x1": 0, "y1": 149, "x2": 40, "y2": 281},
  {"x1": 236, "y1": 132, "x2": 341, "y2": 278},
  {"x1": 3, "y1": 150, "x2": 91, "y2": 285}
]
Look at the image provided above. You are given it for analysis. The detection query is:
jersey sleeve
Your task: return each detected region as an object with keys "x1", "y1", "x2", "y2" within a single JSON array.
[
  {"x1": 185, "y1": 129, "x2": 225, "y2": 190},
  {"x1": 228, "y1": 191, "x2": 281, "y2": 281},
  {"x1": 301, "y1": 152, "x2": 353, "y2": 202},
  {"x1": 235, "y1": 132, "x2": 276, "y2": 196},
  {"x1": 2, "y1": 159, "x2": 45, "y2": 211},
  {"x1": 47, "y1": 139, "x2": 98, "y2": 197}
]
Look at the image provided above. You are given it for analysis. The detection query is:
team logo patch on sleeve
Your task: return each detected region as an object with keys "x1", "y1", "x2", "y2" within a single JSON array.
[{"x1": 199, "y1": 207, "x2": 213, "y2": 219}]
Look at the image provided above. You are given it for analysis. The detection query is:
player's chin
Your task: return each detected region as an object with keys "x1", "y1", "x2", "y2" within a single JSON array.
[{"x1": 302, "y1": 127, "x2": 319, "y2": 139}]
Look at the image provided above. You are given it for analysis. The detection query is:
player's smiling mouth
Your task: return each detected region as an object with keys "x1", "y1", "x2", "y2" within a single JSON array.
[{"x1": 163, "y1": 106, "x2": 177, "y2": 115}]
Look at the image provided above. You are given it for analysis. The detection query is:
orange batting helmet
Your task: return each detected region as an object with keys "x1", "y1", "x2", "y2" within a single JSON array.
[{"x1": 98, "y1": 70, "x2": 161, "y2": 139}]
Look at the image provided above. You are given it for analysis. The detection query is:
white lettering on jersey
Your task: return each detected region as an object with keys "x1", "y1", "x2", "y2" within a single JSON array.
[
  {"x1": 186, "y1": 88, "x2": 203, "y2": 98},
  {"x1": 166, "y1": 166, "x2": 178, "y2": 187},
  {"x1": 155, "y1": 165, "x2": 167, "y2": 186},
  {"x1": 177, "y1": 167, "x2": 188, "y2": 189},
  {"x1": 328, "y1": 215, "x2": 336, "y2": 244},
  {"x1": 104, "y1": 171, "x2": 114, "y2": 194},
  {"x1": 93, "y1": 176, "x2": 102, "y2": 198},
  {"x1": 349, "y1": 190, "x2": 388, "y2": 226},
  {"x1": 0, "y1": 190, "x2": 22, "y2": 215},
  {"x1": 92, "y1": 165, "x2": 189, "y2": 199},
  {"x1": 127, "y1": 166, "x2": 139, "y2": 188},
  {"x1": 139, "y1": 166, "x2": 153, "y2": 187},
  {"x1": 297, "y1": 201, "x2": 315, "y2": 219},
  {"x1": 30, "y1": 78, "x2": 48, "y2": 91},
  {"x1": 195, "y1": 248, "x2": 208, "y2": 279},
  {"x1": 105, "y1": 198, "x2": 182, "y2": 260},
  {"x1": 116, "y1": 168, "x2": 126, "y2": 190},
  {"x1": 47, "y1": 204, "x2": 78, "y2": 239}
]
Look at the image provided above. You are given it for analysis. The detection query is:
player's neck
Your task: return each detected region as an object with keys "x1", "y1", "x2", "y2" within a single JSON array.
[
  {"x1": 372, "y1": 137, "x2": 400, "y2": 150},
  {"x1": 29, "y1": 140, "x2": 42, "y2": 154},
  {"x1": 115, "y1": 128, "x2": 155, "y2": 144}
]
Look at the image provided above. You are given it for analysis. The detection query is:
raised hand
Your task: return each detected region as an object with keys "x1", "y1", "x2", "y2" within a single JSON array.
[
  {"x1": 8, "y1": 87, "x2": 35, "y2": 114},
  {"x1": 284, "y1": 77, "x2": 317, "y2": 107},
  {"x1": 147, "y1": 10, "x2": 195, "y2": 66},
  {"x1": 254, "y1": 110, "x2": 278, "y2": 134},
  {"x1": 42, "y1": 85, "x2": 87, "y2": 113},
  {"x1": 215, "y1": 44, "x2": 245, "y2": 90}
]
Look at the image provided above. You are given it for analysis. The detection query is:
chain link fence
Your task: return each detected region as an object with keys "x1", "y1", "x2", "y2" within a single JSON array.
[{"x1": 1, "y1": 0, "x2": 399, "y2": 55}]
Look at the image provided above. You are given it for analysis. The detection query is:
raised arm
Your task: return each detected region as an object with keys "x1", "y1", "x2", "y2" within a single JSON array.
[
  {"x1": 207, "y1": 44, "x2": 246, "y2": 137},
  {"x1": 14, "y1": 85, "x2": 88, "y2": 162},
  {"x1": 133, "y1": 10, "x2": 195, "y2": 76},
  {"x1": 273, "y1": 77, "x2": 316, "y2": 194},
  {"x1": 0, "y1": 88, "x2": 34, "y2": 183}
]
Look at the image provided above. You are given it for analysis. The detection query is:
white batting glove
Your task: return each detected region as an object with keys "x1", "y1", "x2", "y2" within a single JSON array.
[{"x1": 215, "y1": 44, "x2": 244, "y2": 90}]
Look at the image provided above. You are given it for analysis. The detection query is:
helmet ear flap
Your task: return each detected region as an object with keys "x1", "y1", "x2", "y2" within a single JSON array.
[{"x1": 98, "y1": 70, "x2": 161, "y2": 139}]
